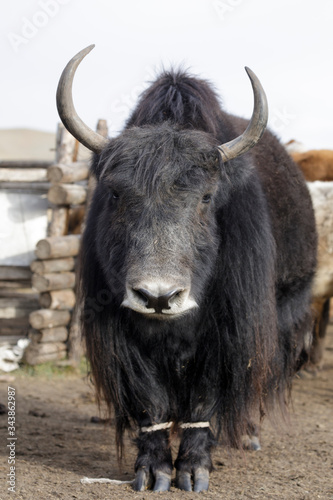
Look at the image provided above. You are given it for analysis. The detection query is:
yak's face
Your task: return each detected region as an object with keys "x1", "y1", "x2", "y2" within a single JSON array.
[{"x1": 91, "y1": 124, "x2": 225, "y2": 320}]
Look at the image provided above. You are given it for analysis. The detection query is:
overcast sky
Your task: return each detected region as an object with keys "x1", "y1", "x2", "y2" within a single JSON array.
[{"x1": 1, "y1": 0, "x2": 332, "y2": 149}]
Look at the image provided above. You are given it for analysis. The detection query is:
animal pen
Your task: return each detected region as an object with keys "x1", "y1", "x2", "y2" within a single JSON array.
[{"x1": 0, "y1": 120, "x2": 107, "y2": 366}]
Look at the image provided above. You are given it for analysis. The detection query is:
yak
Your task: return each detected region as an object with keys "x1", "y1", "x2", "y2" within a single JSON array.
[{"x1": 56, "y1": 45, "x2": 317, "y2": 492}]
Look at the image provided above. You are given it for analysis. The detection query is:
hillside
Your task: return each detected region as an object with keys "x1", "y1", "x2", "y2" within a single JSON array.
[{"x1": 0, "y1": 128, "x2": 56, "y2": 160}]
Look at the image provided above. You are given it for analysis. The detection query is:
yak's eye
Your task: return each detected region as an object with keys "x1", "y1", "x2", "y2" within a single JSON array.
[
  {"x1": 108, "y1": 189, "x2": 119, "y2": 201},
  {"x1": 202, "y1": 193, "x2": 212, "y2": 204}
]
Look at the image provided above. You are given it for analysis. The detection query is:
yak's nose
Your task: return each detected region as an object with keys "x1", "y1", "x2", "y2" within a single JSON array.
[
  {"x1": 133, "y1": 288, "x2": 182, "y2": 314},
  {"x1": 122, "y1": 281, "x2": 198, "y2": 317}
]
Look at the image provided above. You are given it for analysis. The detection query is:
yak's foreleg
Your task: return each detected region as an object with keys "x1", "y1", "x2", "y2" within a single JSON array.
[
  {"x1": 175, "y1": 426, "x2": 215, "y2": 492},
  {"x1": 133, "y1": 425, "x2": 173, "y2": 492}
]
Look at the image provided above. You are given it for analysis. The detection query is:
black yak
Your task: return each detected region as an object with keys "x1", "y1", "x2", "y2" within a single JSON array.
[{"x1": 56, "y1": 45, "x2": 317, "y2": 492}]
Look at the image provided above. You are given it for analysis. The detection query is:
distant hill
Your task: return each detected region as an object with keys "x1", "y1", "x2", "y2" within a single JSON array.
[
  {"x1": 0, "y1": 129, "x2": 56, "y2": 160},
  {"x1": 0, "y1": 128, "x2": 91, "y2": 161}
]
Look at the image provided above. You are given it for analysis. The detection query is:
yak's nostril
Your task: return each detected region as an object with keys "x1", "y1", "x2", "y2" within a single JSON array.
[
  {"x1": 133, "y1": 288, "x2": 151, "y2": 307},
  {"x1": 133, "y1": 288, "x2": 183, "y2": 314},
  {"x1": 165, "y1": 289, "x2": 183, "y2": 303}
]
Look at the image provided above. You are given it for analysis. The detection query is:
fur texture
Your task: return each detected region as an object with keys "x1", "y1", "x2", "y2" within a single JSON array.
[{"x1": 79, "y1": 69, "x2": 317, "y2": 481}]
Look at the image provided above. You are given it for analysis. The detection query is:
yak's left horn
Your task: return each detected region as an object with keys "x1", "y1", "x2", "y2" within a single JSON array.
[
  {"x1": 217, "y1": 67, "x2": 268, "y2": 162},
  {"x1": 56, "y1": 45, "x2": 108, "y2": 153}
]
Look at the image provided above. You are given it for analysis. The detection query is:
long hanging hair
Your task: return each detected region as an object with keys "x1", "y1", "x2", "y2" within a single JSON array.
[{"x1": 78, "y1": 69, "x2": 316, "y2": 456}]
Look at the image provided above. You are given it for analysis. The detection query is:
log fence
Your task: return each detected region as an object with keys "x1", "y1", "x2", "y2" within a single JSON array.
[
  {"x1": 0, "y1": 120, "x2": 106, "y2": 365},
  {"x1": 24, "y1": 122, "x2": 90, "y2": 365}
]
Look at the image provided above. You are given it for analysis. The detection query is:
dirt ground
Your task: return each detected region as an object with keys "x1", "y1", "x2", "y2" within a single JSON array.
[{"x1": 1, "y1": 327, "x2": 332, "y2": 500}]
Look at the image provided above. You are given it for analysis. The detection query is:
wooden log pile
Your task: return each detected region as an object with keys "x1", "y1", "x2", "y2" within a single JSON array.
[
  {"x1": 26, "y1": 234, "x2": 81, "y2": 365},
  {"x1": 0, "y1": 161, "x2": 51, "y2": 344},
  {"x1": 25, "y1": 123, "x2": 91, "y2": 365},
  {"x1": 0, "y1": 266, "x2": 39, "y2": 343}
]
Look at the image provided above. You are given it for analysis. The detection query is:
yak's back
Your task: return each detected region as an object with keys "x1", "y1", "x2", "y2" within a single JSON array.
[{"x1": 126, "y1": 70, "x2": 225, "y2": 137}]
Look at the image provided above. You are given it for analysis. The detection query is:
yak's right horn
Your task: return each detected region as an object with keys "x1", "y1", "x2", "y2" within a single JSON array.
[{"x1": 56, "y1": 45, "x2": 108, "y2": 153}]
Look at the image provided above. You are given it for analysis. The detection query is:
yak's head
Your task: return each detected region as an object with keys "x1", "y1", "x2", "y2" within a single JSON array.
[
  {"x1": 90, "y1": 125, "x2": 224, "y2": 319},
  {"x1": 56, "y1": 45, "x2": 268, "y2": 321}
]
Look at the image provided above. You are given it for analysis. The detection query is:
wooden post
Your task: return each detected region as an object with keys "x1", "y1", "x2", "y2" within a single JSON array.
[
  {"x1": 86, "y1": 119, "x2": 108, "y2": 205},
  {"x1": 48, "y1": 124, "x2": 76, "y2": 237},
  {"x1": 67, "y1": 305, "x2": 83, "y2": 363},
  {"x1": 48, "y1": 208, "x2": 69, "y2": 238},
  {"x1": 68, "y1": 207, "x2": 85, "y2": 234},
  {"x1": 55, "y1": 123, "x2": 76, "y2": 164}
]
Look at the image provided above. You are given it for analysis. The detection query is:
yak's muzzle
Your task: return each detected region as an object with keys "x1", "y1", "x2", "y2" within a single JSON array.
[{"x1": 122, "y1": 281, "x2": 198, "y2": 317}]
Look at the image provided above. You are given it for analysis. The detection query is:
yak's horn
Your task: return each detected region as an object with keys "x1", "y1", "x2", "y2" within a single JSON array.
[
  {"x1": 56, "y1": 45, "x2": 108, "y2": 153},
  {"x1": 217, "y1": 67, "x2": 268, "y2": 162}
]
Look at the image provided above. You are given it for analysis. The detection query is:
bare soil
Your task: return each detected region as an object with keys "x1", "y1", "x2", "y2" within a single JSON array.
[{"x1": 1, "y1": 327, "x2": 333, "y2": 500}]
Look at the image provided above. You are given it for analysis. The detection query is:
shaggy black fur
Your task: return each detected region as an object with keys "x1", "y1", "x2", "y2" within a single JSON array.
[{"x1": 79, "y1": 69, "x2": 317, "y2": 489}]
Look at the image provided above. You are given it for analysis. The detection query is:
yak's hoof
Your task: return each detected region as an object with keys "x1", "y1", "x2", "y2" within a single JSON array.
[
  {"x1": 133, "y1": 467, "x2": 151, "y2": 491},
  {"x1": 153, "y1": 470, "x2": 171, "y2": 491},
  {"x1": 177, "y1": 470, "x2": 192, "y2": 491},
  {"x1": 194, "y1": 468, "x2": 209, "y2": 492},
  {"x1": 242, "y1": 434, "x2": 261, "y2": 451},
  {"x1": 176, "y1": 468, "x2": 209, "y2": 492},
  {"x1": 132, "y1": 467, "x2": 171, "y2": 492}
]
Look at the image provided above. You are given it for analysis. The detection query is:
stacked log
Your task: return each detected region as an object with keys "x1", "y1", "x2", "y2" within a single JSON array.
[
  {"x1": 0, "y1": 267, "x2": 39, "y2": 343},
  {"x1": 35, "y1": 235, "x2": 80, "y2": 260},
  {"x1": 26, "y1": 234, "x2": 80, "y2": 364},
  {"x1": 0, "y1": 160, "x2": 52, "y2": 193}
]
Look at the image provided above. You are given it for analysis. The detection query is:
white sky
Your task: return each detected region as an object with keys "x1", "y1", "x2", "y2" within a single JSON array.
[{"x1": 1, "y1": 0, "x2": 333, "y2": 149}]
